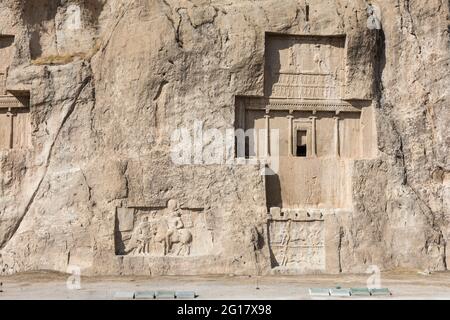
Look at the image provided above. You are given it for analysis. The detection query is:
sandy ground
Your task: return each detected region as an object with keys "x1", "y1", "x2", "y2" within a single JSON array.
[{"x1": 1, "y1": 271, "x2": 450, "y2": 300}]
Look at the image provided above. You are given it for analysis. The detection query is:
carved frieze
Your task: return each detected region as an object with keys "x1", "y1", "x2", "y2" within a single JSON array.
[{"x1": 271, "y1": 72, "x2": 343, "y2": 100}]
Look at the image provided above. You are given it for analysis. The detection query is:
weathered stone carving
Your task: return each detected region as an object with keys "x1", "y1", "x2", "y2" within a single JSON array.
[
  {"x1": 236, "y1": 35, "x2": 376, "y2": 161},
  {"x1": 268, "y1": 208, "x2": 325, "y2": 272},
  {"x1": 0, "y1": 34, "x2": 31, "y2": 150},
  {"x1": 0, "y1": 34, "x2": 15, "y2": 95},
  {"x1": 236, "y1": 34, "x2": 377, "y2": 211},
  {"x1": 0, "y1": 0, "x2": 446, "y2": 278},
  {"x1": 266, "y1": 35, "x2": 346, "y2": 100},
  {"x1": 115, "y1": 199, "x2": 213, "y2": 257}
]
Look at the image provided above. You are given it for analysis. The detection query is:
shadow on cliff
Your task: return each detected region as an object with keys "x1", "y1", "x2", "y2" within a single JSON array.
[
  {"x1": 374, "y1": 29, "x2": 386, "y2": 100},
  {"x1": 265, "y1": 172, "x2": 283, "y2": 209}
]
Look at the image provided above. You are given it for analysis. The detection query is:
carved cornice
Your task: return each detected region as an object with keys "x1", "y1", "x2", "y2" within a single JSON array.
[
  {"x1": 237, "y1": 97, "x2": 370, "y2": 113},
  {"x1": 0, "y1": 94, "x2": 29, "y2": 109}
]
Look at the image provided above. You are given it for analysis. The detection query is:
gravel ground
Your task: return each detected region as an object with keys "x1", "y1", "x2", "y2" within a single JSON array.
[{"x1": 1, "y1": 271, "x2": 450, "y2": 300}]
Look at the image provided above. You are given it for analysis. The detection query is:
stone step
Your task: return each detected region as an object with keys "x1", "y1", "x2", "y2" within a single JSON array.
[{"x1": 134, "y1": 291, "x2": 156, "y2": 300}]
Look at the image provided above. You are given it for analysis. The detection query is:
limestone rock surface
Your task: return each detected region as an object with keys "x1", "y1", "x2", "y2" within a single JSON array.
[{"x1": 0, "y1": 0, "x2": 448, "y2": 275}]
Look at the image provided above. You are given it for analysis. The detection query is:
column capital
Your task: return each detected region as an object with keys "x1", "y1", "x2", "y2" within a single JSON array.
[{"x1": 5, "y1": 108, "x2": 16, "y2": 117}]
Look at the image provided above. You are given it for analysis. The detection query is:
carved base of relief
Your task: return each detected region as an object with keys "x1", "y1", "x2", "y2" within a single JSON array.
[
  {"x1": 267, "y1": 208, "x2": 325, "y2": 273},
  {"x1": 115, "y1": 200, "x2": 214, "y2": 257}
]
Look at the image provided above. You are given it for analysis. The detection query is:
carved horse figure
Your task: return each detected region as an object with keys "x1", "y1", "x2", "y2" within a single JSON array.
[
  {"x1": 152, "y1": 199, "x2": 192, "y2": 256},
  {"x1": 154, "y1": 221, "x2": 192, "y2": 256},
  {"x1": 127, "y1": 199, "x2": 193, "y2": 256}
]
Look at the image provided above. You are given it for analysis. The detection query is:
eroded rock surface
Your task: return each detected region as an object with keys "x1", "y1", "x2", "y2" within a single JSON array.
[{"x1": 0, "y1": 0, "x2": 448, "y2": 275}]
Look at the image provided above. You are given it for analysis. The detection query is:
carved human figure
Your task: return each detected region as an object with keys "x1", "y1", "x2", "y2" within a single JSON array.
[
  {"x1": 122, "y1": 200, "x2": 194, "y2": 257},
  {"x1": 279, "y1": 220, "x2": 292, "y2": 267},
  {"x1": 313, "y1": 44, "x2": 333, "y2": 74},
  {"x1": 165, "y1": 199, "x2": 184, "y2": 251},
  {"x1": 128, "y1": 216, "x2": 152, "y2": 255},
  {"x1": 313, "y1": 45, "x2": 323, "y2": 73},
  {"x1": 167, "y1": 200, "x2": 193, "y2": 255},
  {"x1": 66, "y1": 4, "x2": 82, "y2": 30},
  {"x1": 367, "y1": 5, "x2": 382, "y2": 30},
  {"x1": 288, "y1": 44, "x2": 297, "y2": 70}
]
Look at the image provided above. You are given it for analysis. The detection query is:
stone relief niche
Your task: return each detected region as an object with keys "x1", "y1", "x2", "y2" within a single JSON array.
[
  {"x1": 115, "y1": 199, "x2": 214, "y2": 257},
  {"x1": 267, "y1": 208, "x2": 325, "y2": 272},
  {"x1": 0, "y1": 34, "x2": 31, "y2": 150}
]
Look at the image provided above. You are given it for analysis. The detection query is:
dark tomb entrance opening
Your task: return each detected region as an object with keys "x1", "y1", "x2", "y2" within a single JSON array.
[{"x1": 296, "y1": 130, "x2": 308, "y2": 157}]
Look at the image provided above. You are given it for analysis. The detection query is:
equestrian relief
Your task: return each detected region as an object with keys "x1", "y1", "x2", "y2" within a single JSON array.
[{"x1": 114, "y1": 199, "x2": 214, "y2": 257}]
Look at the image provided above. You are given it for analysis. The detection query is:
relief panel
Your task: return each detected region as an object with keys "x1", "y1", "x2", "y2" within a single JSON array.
[
  {"x1": 268, "y1": 209, "x2": 325, "y2": 272},
  {"x1": 115, "y1": 199, "x2": 214, "y2": 257},
  {"x1": 265, "y1": 35, "x2": 346, "y2": 100}
]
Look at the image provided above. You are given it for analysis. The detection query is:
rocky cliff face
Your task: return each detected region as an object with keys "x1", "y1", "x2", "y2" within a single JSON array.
[{"x1": 0, "y1": 0, "x2": 448, "y2": 275}]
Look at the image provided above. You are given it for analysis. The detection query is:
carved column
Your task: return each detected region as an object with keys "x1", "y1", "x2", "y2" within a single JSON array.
[
  {"x1": 253, "y1": 126, "x2": 259, "y2": 158},
  {"x1": 309, "y1": 116, "x2": 317, "y2": 157},
  {"x1": 6, "y1": 108, "x2": 16, "y2": 149},
  {"x1": 334, "y1": 115, "x2": 340, "y2": 157},
  {"x1": 264, "y1": 114, "x2": 270, "y2": 157},
  {"x1": 287, "y1": 115, "x2": 294, "y2": 157},
  {"x1": 0, "y1": 72, "x2": 6, "y2": 95},
  {"x1": 235, "y1": 99, "x2": 246, "y2": 131}
]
